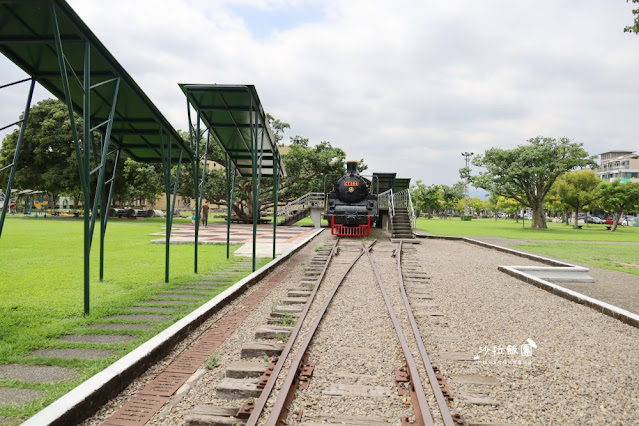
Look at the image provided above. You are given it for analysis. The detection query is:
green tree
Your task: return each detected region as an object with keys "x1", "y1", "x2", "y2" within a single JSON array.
[
  {"x1": 0, "y1": 99, "x2": 82, "y2": 202},
  {"x1": 267, "y1": 113, "x2": 290, "y2": 146},
  {"x1": 596, "y1": 181, "x2": 639, "y2": 232},
  {"x1": 495, "y1": 195, "x2": 521, "y2": 218},
  {"x1": 625, "y1": 0, "x2": 639, "y2": 33},
  {"x1": 411, "y1": 181, "x2": 441, "y2": 217},
  {"x1": 195, "y1": 122, "x2": 358, "y2": 219},
  {"x1": 551, "y1": 169, "x2": 600, "y2": 228},
  {"x1": 471, "y1": 136, "x2": 595, "y2": 229},
  {"x1": 468, "y1": 197, "x2": 486, "y2": 216},
  {"x1": 439, "y1": 182, "x2": 465, "y2": 217},
  {"x1": 546, "y1": 185, "x2": 571, "y2": 224},
  {"x1": 119, "y1": 158, "x2": 163, "y2": 207}
]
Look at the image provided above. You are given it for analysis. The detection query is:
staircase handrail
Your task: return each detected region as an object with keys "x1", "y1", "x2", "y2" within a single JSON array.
[
  {"x1": 392, "y1": 188, "x2": 416, "y2": 229},
  {"x1": 379, "y1": 188, "x2": 395, "y2": 227},
  {"x1": 378, "y1": 188, "x2": 392, "y2": 210},
  {"x1": 407, "y1": 189, "x2": 417, "y2": 229},
  {"x1": 280, "y1": 192, "x2": 324, "y2": 219}
]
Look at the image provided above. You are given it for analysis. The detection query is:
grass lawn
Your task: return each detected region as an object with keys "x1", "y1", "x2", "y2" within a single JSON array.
[
  {"x1": 292, "y1": 216, "x2": 328, "y2": 227},
  {"x1": 511, "y1": 242, "x2": 639, "y2": 277},
  {"x1": 0, "y1": 215, "x2": 268, "y2": 419},
  {"x1": 415, "y1": 217, "x2": 639, "y2": 277},
  {"x1": 415, "y1": 217, "x2": 639, "y2": 241}
]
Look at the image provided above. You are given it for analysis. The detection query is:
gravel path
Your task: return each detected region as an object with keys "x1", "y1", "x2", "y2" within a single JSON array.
[
  {"x1": 413, "y1": 238, "x2": 639, "y2": 425},
  {"x1": 472, "y1": 236, "x2": 639, "y2": 315}
]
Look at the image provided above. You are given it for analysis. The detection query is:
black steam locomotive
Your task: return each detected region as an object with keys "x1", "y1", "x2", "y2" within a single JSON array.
[{"x1": 324, "y1": 161, "x2": 379, "y2": 236}]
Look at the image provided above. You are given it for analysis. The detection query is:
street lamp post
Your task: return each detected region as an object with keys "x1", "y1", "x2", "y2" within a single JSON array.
[{"x1": 461, "y1": 152, "x2": 473, "y2": 216}]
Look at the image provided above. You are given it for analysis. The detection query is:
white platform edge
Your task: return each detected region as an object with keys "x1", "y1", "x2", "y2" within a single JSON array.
[
  {"x1": 499, "y1": 266, "x2": 639, "y2": 328},
  {"x1": 22, "y1": 228, "x2": 324, "y2": 426},
  {"x1": 418, "y1": 233, "x2": 638, "y2": 329}
]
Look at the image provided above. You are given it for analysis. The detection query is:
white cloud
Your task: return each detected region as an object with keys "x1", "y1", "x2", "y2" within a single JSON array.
[{"x1": 2, "y1": 0, "x2": 638, "y2": 188}]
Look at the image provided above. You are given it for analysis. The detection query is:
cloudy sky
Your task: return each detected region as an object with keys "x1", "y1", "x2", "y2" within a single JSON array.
[{"x1": 1, "y1": 0, "x2": 638, "y2": 188}]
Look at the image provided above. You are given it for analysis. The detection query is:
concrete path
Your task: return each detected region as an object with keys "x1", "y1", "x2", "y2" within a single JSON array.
[{"x1": 151, "y1": 223, "x2": 318, "y2": 257}]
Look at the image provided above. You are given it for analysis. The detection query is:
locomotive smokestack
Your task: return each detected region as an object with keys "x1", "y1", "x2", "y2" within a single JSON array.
[{"x1": 346, "y1": 161, "x2": 358, "y2": 175}]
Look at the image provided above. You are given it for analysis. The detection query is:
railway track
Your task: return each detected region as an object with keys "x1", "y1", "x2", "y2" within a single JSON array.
[
  {"x1": 79, "y1": 233, "x2": 639, "y2": 425},
  {"x1": 245, "y1": 239, "x2": 465, "y2": 425},
  {"x1": 84, "y1": 236, "x2": 467, "y2": 425}
]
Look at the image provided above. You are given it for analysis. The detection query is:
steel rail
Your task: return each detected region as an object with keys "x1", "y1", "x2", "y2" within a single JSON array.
[
  {"x1": 397, "y1": 241, "x2": 456, "y2": 426},
  {"x1": 260, "y1": 240, "x2": 376, "y2": 426},
  {"x1": 366, "y1": 245, "x2": 434, "y2": 426},
  {"x1": 246, "y1": 239, "x2": 342, "y2": 425}
]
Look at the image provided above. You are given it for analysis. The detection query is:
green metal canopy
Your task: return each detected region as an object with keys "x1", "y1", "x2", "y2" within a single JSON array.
[
  {"x1": 180, "y1": 84, "x2": 286, "y2": 272},
  {"x1": 0, "y1": 0, "x2": 191, "y2": 162},
  {"x1": 373, "y1": 172, "x2": 396, "y2": 194},
  {"x1": 393, "y1": 178, "x2": 411, "y2": 192},
  {"x1": 0, "y1": 0, "x2": 193, "y2": 315},
  {"x1": 179, "y1": 84, "x2": 285, "y2": 177}
]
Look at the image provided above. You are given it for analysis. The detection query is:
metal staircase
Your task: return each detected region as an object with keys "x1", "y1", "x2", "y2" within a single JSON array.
[
  {"x1": 278, "y1": 192, "x2": 324, "y2": 226},
  {"x1": 389, "y1": 189, "x2": 416, "y2": 239},
  {"x1": 391, "y1": 208, "x2": 414, "y2": 239}
]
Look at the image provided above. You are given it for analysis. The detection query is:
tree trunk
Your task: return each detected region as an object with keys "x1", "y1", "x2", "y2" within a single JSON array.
[
  {"x1": 610, "y1": 211, "x2": 623, "y2": 232},
  {"x1": 531, "y1": 202, "x2": 547, "y2": 229},
  {"x1": 573, "y1": 207, "x2": 580, "y2": 229}
]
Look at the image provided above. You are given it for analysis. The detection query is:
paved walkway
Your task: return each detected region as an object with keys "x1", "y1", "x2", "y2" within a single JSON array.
[{"x1": 150, "y1": 223, "x2": 318, "y2": 257}]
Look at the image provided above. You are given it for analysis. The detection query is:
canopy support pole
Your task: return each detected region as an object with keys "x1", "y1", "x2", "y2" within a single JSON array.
[
  {"x1": 255, "y1": 107, "x2": 266, "y2": 265},
  {"x1": 0, "y1": 77, "x2": 35, "y2": 238},
  {"x1": 162, "y1": 132, "x2": 183, "y2": 283},
  {"x1": 250, "y1": 100, "x2": 258, "y2": 271},
  {"x1": 53, "y1": 4, "x2": 124, "y2": 313},
  {"x1": 193, "y1": 110, "x2": 201, "y2": 273},
  {"x1": 226, "y1": 153, "x2": 235, "y2": 259},
  {"x1": 100, "y1": 148, "x2": 120, "y2": 281},
  {"x1": 272, "y1": 155, "x2": 279, "y2": 259}
]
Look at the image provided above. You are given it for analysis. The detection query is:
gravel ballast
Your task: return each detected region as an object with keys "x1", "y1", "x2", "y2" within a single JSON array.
[{"x1": 413, "y1": 238, "x2": 639, "y2": 424}]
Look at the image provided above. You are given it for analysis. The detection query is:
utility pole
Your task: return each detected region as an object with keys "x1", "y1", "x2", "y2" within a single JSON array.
[{"x1": 461, "y1": 152, "x2": 473, "y2": 215}]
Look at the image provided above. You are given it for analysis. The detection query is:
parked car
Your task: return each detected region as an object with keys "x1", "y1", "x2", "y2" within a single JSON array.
[
  {"x1": 604, "y1": 217, "x2": 621, "y2": 225},
  {"x1": 587, "y1": 216, "x2": 604, "y2": 224}
]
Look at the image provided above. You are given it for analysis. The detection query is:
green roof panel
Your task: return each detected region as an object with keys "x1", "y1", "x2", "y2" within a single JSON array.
[
  {"x1": 393, "y1": 178, "x2": 411, "y2": 192},
  {"x1": 180, "y1": 84, "x2": 285, "y2": 178},
  {"x1": 373, "y1": 172, "x2": 396, "y2": 194},
  {"x1": 0, "y1": 0, "x2": 191, "y2": 162}
]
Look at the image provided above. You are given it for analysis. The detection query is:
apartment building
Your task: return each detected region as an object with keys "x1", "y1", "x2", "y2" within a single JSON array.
[{"x1": 597, "y1": 150, "x2": 639, "y2": 183}]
